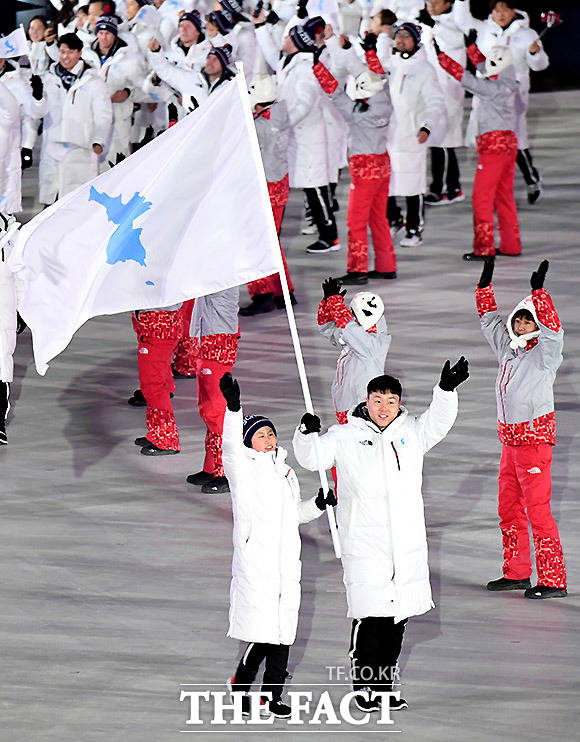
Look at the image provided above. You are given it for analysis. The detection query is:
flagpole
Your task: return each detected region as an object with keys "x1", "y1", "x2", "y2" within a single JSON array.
[{"x1": 235, "y1": 64, "x2": 341, "y2": 559}]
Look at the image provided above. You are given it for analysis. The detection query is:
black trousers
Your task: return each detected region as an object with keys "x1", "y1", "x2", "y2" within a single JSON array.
[
  {"x1": 304, "y1": 186, "x2": 338, "y2": 246},
  {"x1": 0, "y1": 381, "x2": 9, "y2": 420},
  {"x1": 349, "y1": 617, "x2": 407, "y2": 693},
  {"x1": 387, "y1": 195, "x2": 423, "y2": 234},
  {"x1": 234, "y1": 642, "x2": 290, "y2": 701},
  {"x1": 516, "y1": 148, "x2": 540, "y2": 186},
  {"x1": 429, "y1": 147, "x2": 461, "y2": 196}
]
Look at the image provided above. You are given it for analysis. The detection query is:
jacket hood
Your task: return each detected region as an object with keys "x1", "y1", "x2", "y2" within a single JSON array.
[{"x1": 507, "y1": 295, "x2": 540, "y2": 349}]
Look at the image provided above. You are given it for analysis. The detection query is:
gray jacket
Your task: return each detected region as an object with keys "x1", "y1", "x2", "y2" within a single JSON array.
[
  {"x1": 319, "y1": 315, "x2": 391, "y2": 414},
  {"x1": 461, "y1": 64, "x2": 518, "y2": 136},
  {"x1": 254, "y1": 102, "x2": 289, "y2": 184},
  {"x1": 189, "y1": 287, "x2": 239, "y2": 339},
  {"x1": 327, "y1": 88, "x2": 392, "y2": 157},
  {"x1": 481, "y1": 308, "x2": 563, "y2": 427}
]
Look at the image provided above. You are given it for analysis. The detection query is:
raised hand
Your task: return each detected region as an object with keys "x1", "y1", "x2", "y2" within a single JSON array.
[
  {"x1": 478, "y1": 256, "x2": 495, "y2": 288},
  {"x1": 322, "y1": 277, "x2": 346, "y2": 300},
  {"x1": 530, "y1": 260, "x2": 549, "y2": 291},
  {"x1": 300, "y1": 413, "x2": 321, "y2": 435},
  {"x1": 439, "y1": 356, "x2": 470, "y2": 391},
  {"x1": 219, "y1": 372, "x2": 241, "y2": 411},
  {"x1": 360, "y1": 32, "x2": 377, "y2": 52}
]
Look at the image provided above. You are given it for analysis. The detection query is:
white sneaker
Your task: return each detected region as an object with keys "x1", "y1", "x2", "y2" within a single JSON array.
[
  {"x1": 301, "y1": 222, "x2": 317, "y2": 235},
  {"x1": 399, "y1": 233, "x2": 423, "y2": 247}
]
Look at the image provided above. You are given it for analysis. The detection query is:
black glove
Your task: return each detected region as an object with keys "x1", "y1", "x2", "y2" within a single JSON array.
[
  {"x1": 418, "y1": 7, "x2": 435, "y2": 27},
  {"x1": 266, "y1": 9, "x2": 279, "y2": 24},
  {"x1": 360, "y1": 32, "x2": 377, "y2": 52},
  {"x1": 151, "y1": 73, "x2": 161, "y2": 87},
  {"x1": 300, "y1": 413, "x2": 321, "y2": 434},
  {"x1": 219, "y1": 372, "x2": 241, "y2": 411},
  {"x1": 297, "y1": 0, "x2": 308, "y2": 19},
  {"x1": 465, "y1": 29, "x2": 477, "y2": 47},
  {"x1": 530, "y1": 260, "x2": 549, "y2": 291},
  {"x1": 168, "y1": 102, "x2": 178, "y2": 123},
  {"x1": 439, "y1": 357, "x2": 469, "y2": 391},
  {"x1": 31, "y1": 74, "x2": 43, "y2": 100},
  {"x1": 16, "y1": 312, "x2": 27, "y2": 334},
  {"x1": 252, "y1": 0, "x2": 263, "y2": 18},
  {"x1": 478, "y1": 256, "x2": 495, "y2": 288},
  {"x1": 312, "y1": 44, "x2": 325, "y2": 64},
  {"x1": 432, "y1": 37, "x2": 441, "y2": 56},
  {"x1": 315, "y1": 487, "x2": 337, "y2": 511},
  {"x1": 341, "y1": 36, "x2": 352, "y2": 49},
  {"x1": 322, "y1": 277, "x2": 346, "y2": 300},
  {"x1": 21, "y1": 148, "x2": 33, "y2": 170}
]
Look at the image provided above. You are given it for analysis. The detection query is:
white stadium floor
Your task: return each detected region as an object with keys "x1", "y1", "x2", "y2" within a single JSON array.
[{"x1": 3, "y1": 90, "x2": 579, "y2": 741}]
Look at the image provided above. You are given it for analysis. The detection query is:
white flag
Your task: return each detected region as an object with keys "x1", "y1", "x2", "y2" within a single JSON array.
[
  {"x1": 10, "y1": 72, "x2": 281, "y2": 375},
  {"x1": 0, "y1": 28, "x2": 30, "y2": 59}
]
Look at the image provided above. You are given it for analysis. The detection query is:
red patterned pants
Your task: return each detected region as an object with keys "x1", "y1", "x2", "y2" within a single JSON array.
[
  {"x1": 347, "y1": 175, "x2": 396, "y2": 274},
  {"x1": 472, "y1": 150, "x2": 521, "y2": 256},
  {"x1": 196, "y1": 357, "x2": 233, "y2": 476},
  {"x1": 498, "y1": 443, "x2": 566, "y2": 588},
  {"x1": 138, "y1": 336, "x2": 180, "y2": 450},
  {"x1": 247, "y1": 205, "x2": 294, "y2": 298},
  {"x1": 172, "y1": 299, "x2": 197, "y2": 376}
]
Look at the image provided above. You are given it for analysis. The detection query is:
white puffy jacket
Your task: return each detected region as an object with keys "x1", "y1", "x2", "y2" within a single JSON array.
[
  {"x1": 455, "y1": 5, "x2": 549, "y2": 148},
  {"x1": 0, "y1": 221, "x2": 25, "y2": 383},
  {"x1": 255, "y1": 26, "x2": 330, "y2": 189},
  {"x1": 422, "y1": 5, "x2": 467, "y2": 148},
  {"x1": 387, "y1": 45, "x2": 446, "y2": 196},
  {"x1": 0, "y1": 82, "x2": 20, "y2": 216},
  {"x1": 0, "y1": 62, "x2": 43, "y2": 213},
  {"x1": 293, "y1": 385, "x2": 458, "y2": 623},
  {"x1": 84, "y1": 40, "x2": 144, "y2": 164},
  {"x1": 37, "y1": 63, "x2": 113, "y2": 203},
  {"x1": 223, "y1": 408, "x2": 322, "y2": 645}
]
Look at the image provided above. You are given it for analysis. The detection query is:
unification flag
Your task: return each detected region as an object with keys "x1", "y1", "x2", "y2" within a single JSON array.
[
  {"x1": 10, "y1": 71, "x2": 281, "y2": 375},
  {"x1": 0, "y1": 28, "x2": 29, "y2": 59}
]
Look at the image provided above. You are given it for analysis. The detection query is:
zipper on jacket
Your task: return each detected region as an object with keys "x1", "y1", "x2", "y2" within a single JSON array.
[{"x1": 391, "y1": 442, "x2": 400, "y2": 471}]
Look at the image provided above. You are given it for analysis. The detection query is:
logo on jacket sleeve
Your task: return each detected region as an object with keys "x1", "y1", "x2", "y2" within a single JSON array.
[{"x1": 527, "y1": 467, "x2": 541, "y2": 474}]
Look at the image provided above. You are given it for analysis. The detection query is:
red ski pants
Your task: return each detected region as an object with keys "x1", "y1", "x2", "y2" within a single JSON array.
[
  {"x1": 247, "y1": 205, "x2": 294, "y2": 298},
  {"x1": 472, "y1": 150, "x2": 521, "y2": 256},
  {"x1": 172, "y1": 299, "x2": 197, "y2": 377},
  {"x1": 347, "y1": 175, "x2": 396, "y2": 274},
  {"x1": 138, "y1": 335, "x2": 180, "y2": 450},
  {"x1": 196, "y1": 357, "x2": 233, "y2": 476},
  {"x1": 498, "y1": 443, "x2": 566, "y2": 588}
]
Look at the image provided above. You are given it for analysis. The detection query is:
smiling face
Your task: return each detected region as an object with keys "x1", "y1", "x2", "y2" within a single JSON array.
[
  {"x1": 513, "y1": 314, "x2": 538, "y2": 336},
  {"x1": 428, "y1": 0, "x2": 451, "y2": 16},
  {"x1": 179, "y1": 19, "x2": 200, "y2": 46},
  {"x1": 204, "y1": 52, "x2": 223, "y2": 77},
  {"x1": 88, "y1": 1, "x2": 106, "y2": 29},
  {"x1": 59, "y1": 43, "x2": 82, "y2": 70},
  {"x1": 366, "y1": 390, "x2": 401, "y2": 429},
  {"x1": 28, "y1": 18, "x2": 47, "y2": 42},
  {"x1": 251, "y1": 426, "x2": 277, "y2": 453}
]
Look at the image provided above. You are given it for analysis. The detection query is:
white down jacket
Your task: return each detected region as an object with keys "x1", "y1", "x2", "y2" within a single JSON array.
[
  {"x1": 37, "y1": 64, "x2": 113, "y2": 204},
  {"x1": 387, "y1": 46, "x2": 446, "y2": 196},
  {"x1": 0, "y1": 219, "x2": 25, "y2": 383},
  {"x1": 223, "y1": 408, "x2": 322, "y2": 646},
  {"x1": 255, "y1": 26, "x2": 330, "y2": 189},
  {"x1": 0, "y1": 82, "x2": 20, "y2": 216},
  {"x1": 293, "y1": 385, "x2": 458, "y2": 623}
]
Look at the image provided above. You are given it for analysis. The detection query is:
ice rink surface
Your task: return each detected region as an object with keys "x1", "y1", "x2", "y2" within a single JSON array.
[{"x1": 2, "y1": 91, "x2": 579, "y2": 741}]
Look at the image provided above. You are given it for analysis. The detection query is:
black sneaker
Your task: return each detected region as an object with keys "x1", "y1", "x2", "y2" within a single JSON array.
[
  {"x1": 368, "y1": 270, "x2": 397, "y2": 280},
  {"x1": 140, "y1": 442, "x2": 179, "y2": 456},
  {"x1": 274, "y1": 292, "x2": 297, "y2": 309},
  {"x1": 239, "y1": 293, "x2": 276, "y2": 316},
  {"x1": 201, "y1": 476, "x2": 230, "y2": 493},
  {"x1": 487, "y1": 577, "x2": 531, "y2": 591},
  {"x1": 265, "y1": 700, "x2": 292, "y2": 718},
  {"x1": 354, "y1": 688, "x2": 381, "y2": 713},
  {"x1": 524, "y1": 585, "x2": 567, "y2": 599},
  {"x1": 134, "y1": 436, "x2": 149, "y2": 447},
  {"x1": 305, "y1": 240, "x2": 340, "y2": 254},
  {"x1": 337, "y1": 272, "x2": 368, "y2": 286},
  {"x1": 389, "y1": 695, "x2": 408, "y2": 711},
  {"x1": 463, "y1": 252, "x2": 488, "y2": 262},
  {"x1": 527, "y1": 182, "x2": 543, "y2": 204},
  {"x1": 425, "y1": 191, "x2": 447, "y2": 206},
  {"x1": 186, "y1": 470, "x2": 215, "y2": 486},
  {"x1": 128, "y1": 389, "x2": 147, "y2": 407},
  {"x1": 172, "y1": 365, "x2": 196, "y2": 379}
]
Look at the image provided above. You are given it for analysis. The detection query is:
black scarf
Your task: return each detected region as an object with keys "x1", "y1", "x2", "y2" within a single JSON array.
[{"x1": 55, "y1": 62, "x2": 81, "y2": 90}]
